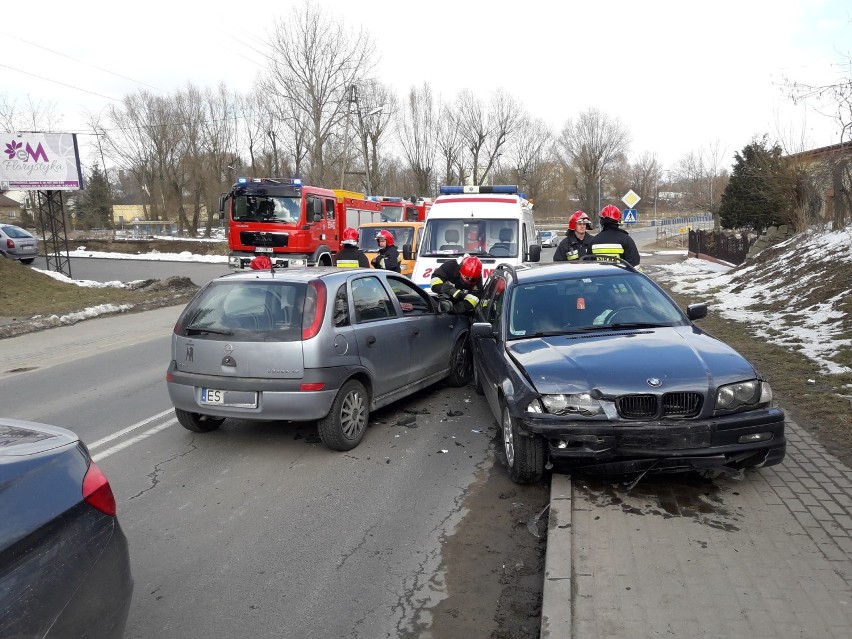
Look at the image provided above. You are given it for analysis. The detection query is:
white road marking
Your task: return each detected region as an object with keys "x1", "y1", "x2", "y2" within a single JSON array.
[
  {"x1": 92, "y1": 418, "x2": 177, "y2": 461},
  {"x1": 88, "y1": 408, "x2": 175, "y2": 450}
]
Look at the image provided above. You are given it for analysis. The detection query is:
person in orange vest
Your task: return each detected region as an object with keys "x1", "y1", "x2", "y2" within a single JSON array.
[
  {"x1": 553, "y1": 210, "x2": 594, "y2": 261},
  {"x1": 334, "y1": 227, "x2": 370, "y2": 268},
  {"x1": 590, "y1": 205, "x2": 641, "y2": 267}
]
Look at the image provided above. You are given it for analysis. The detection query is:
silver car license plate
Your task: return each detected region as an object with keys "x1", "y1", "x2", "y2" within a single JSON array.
[
  {"x1": 255, "y1": 247, "x2": 273, "y2": 253},
  {"x1": 200, "y1": 388, "x2": 258, "y2": 408}
]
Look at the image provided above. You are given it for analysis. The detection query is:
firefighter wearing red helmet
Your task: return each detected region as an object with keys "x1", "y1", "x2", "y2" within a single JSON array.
[
  {"x1": 590, "y1": 204, "x2": 641, "y2": 267},
  {"x1": 430, "y1": 254, "x2": 484, "y2": 314},
  {"x1": 554, "y1": 210, "x2": 594, "y2": 262},
  {"x1": 334, "y1": 227, "x2": 370, "y2": 268},
  {"x1": 370, "y1": 229, "x2": 401, "y2": 272}
]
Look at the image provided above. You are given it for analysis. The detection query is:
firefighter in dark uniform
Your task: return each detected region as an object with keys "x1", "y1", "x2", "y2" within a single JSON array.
[
  {"x1": 334, "y1": 227, "x2": 370, "y2": 268},
  {"x1": 553, "y1": 210, "x2": 594, "y2": 261},
  {"x1": 371, "y1": 229, "x2": 401, "y2": 272},
  {"x1": 590, "y1": 204, "x2": 641, "y2": 267},
  {"x1": 429, "y1": 255, "x2": 484, "y2": 315}
]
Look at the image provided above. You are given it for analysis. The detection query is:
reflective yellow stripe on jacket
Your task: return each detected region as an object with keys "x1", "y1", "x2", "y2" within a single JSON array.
[
  {"x1": 337, "y1": 259, "x2": 361, "y2": 268},
  {"x1": 591, "y1": 243, "x2": 623, "y2": 262}
]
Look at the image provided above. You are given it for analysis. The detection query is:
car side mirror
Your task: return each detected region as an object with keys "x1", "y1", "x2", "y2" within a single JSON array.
[
  {"x1": 472, "y1": 322, "x2": 497, "y2": 338},
  {"x1": 687, "y1": 303, "x2": 708, "y2": 320},
  {"x1": 402, "y1": 244, "x2": 413, "y2": 260}
]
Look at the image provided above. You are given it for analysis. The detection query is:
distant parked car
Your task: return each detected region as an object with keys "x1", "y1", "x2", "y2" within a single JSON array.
[
  {"x1": 0, "y1": 224, "x2": 38, "y2": 264},
  {"x1": 0, "y1": 418, "x2": 133, "y2": 638},
  {"x1": 537, "y1": 229, "x2": 560, "y2": 248},
  {"x1": 166, "y1": 266, "x2": 473, "y2": 450},
  {"x1": 470, "y1": 261, "x2": 786, "y2": 483}
]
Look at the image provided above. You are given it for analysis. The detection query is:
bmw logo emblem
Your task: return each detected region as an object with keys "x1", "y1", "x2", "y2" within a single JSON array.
[{"x1": 647, "y1": 378, "x2": 663, "y2": 387}]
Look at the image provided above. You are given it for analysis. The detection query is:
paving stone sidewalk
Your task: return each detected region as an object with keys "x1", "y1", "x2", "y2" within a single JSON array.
[{"x1": 541, "y1": 417, "x2": 852, "y2": 638}]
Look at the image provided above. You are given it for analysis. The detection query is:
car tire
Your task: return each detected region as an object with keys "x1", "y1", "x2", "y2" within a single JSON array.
[
  {"x1": 20, "y1": 258, "x2": 35, "y2": 265},
  {"x1": 472, "y1": 361, "x2": 484, "y2": 395},
  {"x1": 446, "y1": 335, "x2": 473, "y2": 387},
  {"x1": 175, "y1": 408, "x2": 225, "y2": 432},
  {"x1": 501, "y1": 403, "x2": 545, "y2": 484},
  {"x1": 318, "y1": 379, "x2": 369, "y2": 451}
]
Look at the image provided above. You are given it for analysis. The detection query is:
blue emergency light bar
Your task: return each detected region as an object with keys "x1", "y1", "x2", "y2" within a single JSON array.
[
  {"x1": 237, "y1": 177, "x2": 302, "y2": 186},
  {"x1": 439, "y1": 185, "x2": 519, "y2": 195}
]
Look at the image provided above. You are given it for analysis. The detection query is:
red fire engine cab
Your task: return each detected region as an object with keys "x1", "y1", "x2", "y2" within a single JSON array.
[
  {"x1": 219, "y1": 177, "x2": 383, "y2": 269},
  {"x1": 373, "y1": 196, "x2": 433, "y2": 223}
]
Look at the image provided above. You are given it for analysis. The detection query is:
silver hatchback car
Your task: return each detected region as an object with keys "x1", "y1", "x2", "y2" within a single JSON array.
[
  {"x1": 0, "y1": 224, "x2": 39, "y2": 263},
  {"x1": 166, "y1": 267, "x2": 472, "y2": 450}
]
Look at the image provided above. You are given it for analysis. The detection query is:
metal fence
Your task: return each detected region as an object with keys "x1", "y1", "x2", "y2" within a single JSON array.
[{"x1": 688, "y1": 229, "x2": 756, "y2": 265}]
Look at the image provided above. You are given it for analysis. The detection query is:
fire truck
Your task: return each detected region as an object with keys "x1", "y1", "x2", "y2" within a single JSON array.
[
  {"x1": 218, "y1": 178, "x2": 384, "y2": 269},
  {"x1": 372, "y1": 196, "x2": 432, "y2": 222}
]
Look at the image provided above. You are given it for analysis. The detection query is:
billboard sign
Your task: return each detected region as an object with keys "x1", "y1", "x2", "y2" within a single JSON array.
[{"x1": 0, "y1": 132, "x2": 83, "y2": 191}]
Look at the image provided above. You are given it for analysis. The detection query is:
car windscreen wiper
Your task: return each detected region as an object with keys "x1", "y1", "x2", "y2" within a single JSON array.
[
  {"x1": 186, "y1": 324, "x2": 234, "y2": 335},
  {"x1": 607, "y1": 322, "x2": 669, "y2": 330}
]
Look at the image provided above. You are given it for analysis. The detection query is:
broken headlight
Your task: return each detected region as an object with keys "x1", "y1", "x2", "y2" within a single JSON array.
[
  {"x1": 529, "y1": 393, "x2": 603, "y2": 417},
  {"x1": 715, "y1": 379, "x2": 772, "y2": 413}
]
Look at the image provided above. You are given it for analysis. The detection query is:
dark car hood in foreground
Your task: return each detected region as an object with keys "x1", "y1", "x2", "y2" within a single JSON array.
[{"x1": 507, "y1": 326, "x2": 758, "y2": 395}]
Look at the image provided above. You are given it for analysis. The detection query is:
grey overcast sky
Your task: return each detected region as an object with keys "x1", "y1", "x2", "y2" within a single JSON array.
[{"x1": 3, "y1": 0, "x2": 850, "y2": 172}]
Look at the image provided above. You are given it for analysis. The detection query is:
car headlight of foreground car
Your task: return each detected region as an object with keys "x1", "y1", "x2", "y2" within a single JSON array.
[
  {"x1": 527, "y1": 393, "x2": 603, "y2": 417},
  {"x1": 715, "y1": 379, "x2": 772, "y2": 413}
]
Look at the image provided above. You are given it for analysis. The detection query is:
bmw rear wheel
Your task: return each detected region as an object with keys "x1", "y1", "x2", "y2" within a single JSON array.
[
  {"x1": 501, "y1": 403, "x2": 545, "y2": 484},
  {"x1": 175, "y1": 408, "x2": 225, "y2": 432},
  {"x1": 318, "y1": 379, "x2": 369, "y2": 451}
]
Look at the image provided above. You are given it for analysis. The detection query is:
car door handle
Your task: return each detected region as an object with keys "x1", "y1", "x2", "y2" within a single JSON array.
[{"x1": 367, "y1": 336, "x2": 377, "y2": 346}]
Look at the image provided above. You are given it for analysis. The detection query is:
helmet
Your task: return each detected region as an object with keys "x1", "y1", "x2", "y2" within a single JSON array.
[
  {"x1": 342, "y1": 227, "x2": 359, "y2": 246},
  {"x1": 375, "y1": 229, "x2": 395, "y2": 246},
  {"x1": 459, "y1": 255, "x2": 482, "y2": 282},
  {"x1": 568, "y1": 210, "x2": 591, "y2": 231},
  {"x1": 600, "y1": 205, "x2": 622, "y2": 224},
  {"x1": 249, "y1": 255, "x2": 272, "y2": 270}
]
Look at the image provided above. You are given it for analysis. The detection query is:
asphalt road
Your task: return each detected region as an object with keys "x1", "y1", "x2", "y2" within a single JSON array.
[{"x1": 1, "y1": 306, "x2": 538, "y2": 638}]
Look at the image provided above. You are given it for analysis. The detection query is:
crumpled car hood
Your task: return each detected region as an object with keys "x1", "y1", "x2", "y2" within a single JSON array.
[{"x1": 507, "y1": 327, "x2": 757, "y2": 395}]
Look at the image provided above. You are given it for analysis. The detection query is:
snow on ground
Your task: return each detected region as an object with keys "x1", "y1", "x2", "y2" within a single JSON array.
[{"x1": 654, "y1": 227, "x2": 852, "y2": 377}]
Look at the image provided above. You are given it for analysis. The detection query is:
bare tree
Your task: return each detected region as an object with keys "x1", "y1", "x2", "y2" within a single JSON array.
[
  {"x1": 397, "y1": 83, "x2": 438, "y2": 197},
  {"x1": 630, "y1": 151, "x2": 661, "y2": 208},
  {"x1": 435, "y1": 103, "x2": 463, "y2": 188},
  {"x1": 453, "y1": 89, "x2": 523, "y2": 185},
  {"x1": 357, "y1": 80, "x2": 397, "y2": 195},
  {"x1": 556, "y1": 108, "x2": 631, "y2": 225},
  {"x1": 0, "y1": 93, "x2": 62, "y2": 132},
  {"x1": 263, "y1": 0, "x2": 376, "y2": 185},
  {"x1": 501, "y1": 115, "x2": 553, "y2": 203}
]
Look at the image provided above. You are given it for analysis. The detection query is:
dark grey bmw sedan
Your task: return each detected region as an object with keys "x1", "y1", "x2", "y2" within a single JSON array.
[{"x1": 470, "y1": 261, "x2": 786, "y2": 483}]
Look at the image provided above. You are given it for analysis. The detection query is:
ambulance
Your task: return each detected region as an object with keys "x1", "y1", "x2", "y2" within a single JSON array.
[{"x1": 410, "y1": 185, "x2": 541, "y2": 289}]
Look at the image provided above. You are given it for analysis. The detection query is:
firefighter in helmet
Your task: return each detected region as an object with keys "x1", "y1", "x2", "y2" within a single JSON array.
[
  {"x1": 371, "y1": 229, "x2": 401, "y2": 272},
  {"x1": 590, "y1": 205, "x2": 641, "y2": 267},
  {"x1": 430, "y1": 254, "x2": 484, "y2": 315},
  {"x1": 553, "y1": 210, "x2": 594, "y2": 261},
  {"x1": 334, "y1": 227, "x2": 370, "y2": 268}
]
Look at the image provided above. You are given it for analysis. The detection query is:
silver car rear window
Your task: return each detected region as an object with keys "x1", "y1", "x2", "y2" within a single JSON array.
[{"x1": 177, "y1": 281, "x2": 306, "y2": 341}]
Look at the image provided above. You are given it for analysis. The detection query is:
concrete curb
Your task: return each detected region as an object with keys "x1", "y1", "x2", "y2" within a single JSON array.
[{"x1": 541, "y1": 473, "x2": 572, "y2": 639}]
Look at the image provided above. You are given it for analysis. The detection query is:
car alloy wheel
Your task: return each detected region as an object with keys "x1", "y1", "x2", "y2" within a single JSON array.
[
  {"x1": 318, "y1": 379, "x2": 370, "y2": 451},
  {"x1": 502, "y1": 405, "x2": 515, "y2": 468}
]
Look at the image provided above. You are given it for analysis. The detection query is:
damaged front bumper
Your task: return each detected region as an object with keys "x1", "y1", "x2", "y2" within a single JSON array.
[{"x1": 519, "y1": 407, "x2": 787, "y2": 470}]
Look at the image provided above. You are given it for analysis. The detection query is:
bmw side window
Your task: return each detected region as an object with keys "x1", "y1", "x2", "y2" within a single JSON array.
[{"x1": 334, "y1": 285, "x2": 350, "y2": 327}]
